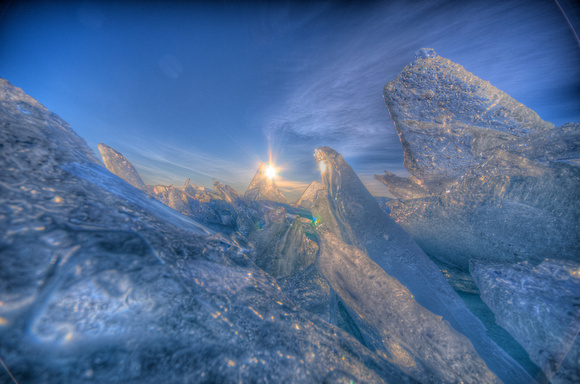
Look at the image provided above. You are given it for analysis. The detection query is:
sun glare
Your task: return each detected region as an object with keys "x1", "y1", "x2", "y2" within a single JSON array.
[{"x1": 265, "y1": 165, "x2": 277, "y2": 179}]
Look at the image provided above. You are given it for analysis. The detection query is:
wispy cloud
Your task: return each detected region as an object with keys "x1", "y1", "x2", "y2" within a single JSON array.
[
  {"x1": 260, "y1": 0, "x2": 580, "y2": 188},
  {"x1": 259, "y1": 3, "x2": 417, "y2": 183},
  {"x1": 118, "y1": 140, "x2": 256, "y2": 193}
]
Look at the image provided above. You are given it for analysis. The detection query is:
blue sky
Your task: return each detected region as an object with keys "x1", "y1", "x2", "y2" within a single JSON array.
[{"x1": 1, "y1": 0, "x2": 579, "y2": 200}]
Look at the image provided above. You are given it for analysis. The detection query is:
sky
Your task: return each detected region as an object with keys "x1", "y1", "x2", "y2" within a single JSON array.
[{"x1": 1, "y1": 0, "x2": 579, "y2": 201}]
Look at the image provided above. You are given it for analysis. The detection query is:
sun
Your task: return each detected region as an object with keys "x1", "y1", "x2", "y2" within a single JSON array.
[{"x1": 265, "y1": 165, "x2": 277, "y2": 179}]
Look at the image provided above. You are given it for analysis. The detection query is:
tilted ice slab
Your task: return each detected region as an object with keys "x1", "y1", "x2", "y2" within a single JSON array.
[
  {"x1": 98, "y1": 142, "x2": 146, "y2": 190},
  {"x1": 471, "y1": 260, "x2": 580, "y2": 384},
  {"x1": 245, "y1": 202, "x2": 320, "y2": 278},
  {"x1": 316, "y1": 228, "x2": 499, "y2": 383},
  {"x1": 378, "y1": 49, "x2": 580, "y2": 268},
  {"x1": 296, "y1": 180, "x2": 324, "y2": 209},
  {"x1": 312, "y1": 146, "x2": 533, "y2": 384},
  {"x1": 383, "y1": 47, "x2": 553, "y2": 186},
  {"x1": 0, "y1": 78, "x2": 418, "y2": 384}
]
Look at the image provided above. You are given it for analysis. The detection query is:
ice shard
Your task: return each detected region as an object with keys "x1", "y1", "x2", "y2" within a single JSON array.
[
  {"x1": 213, "y1": 178, "x2": 260, "y2": 236},
  {"x1": 316, "y1": 228, "x2": 499, "y2": 383},
  {"x1": 383, "y1": 47, "x2": 553, "y2": 187},
  {"x1": 149, "y1": 181, "x2": 238, "y2": 233},
  {"x1": 244, "y1": 163, "x2": 288, "y2": 204},
  {"x1": 471, "y1": 260, "x2": 580, "y2": 384},
  {"x1": 246, "y1": 205, "x2": 319, "y2": 278},
  {"x1": 213, "y1": 178, "x2": 243, "y2": 204},
  {"x1": 313, "y1": 146, "x2": 533, "y2": 384},
  {"x1": 98, "y1": 142, "x2": 146, "y2": 190},
  {"x1": 296, "y1": 180, "x2": 324, "y2": 209},
  {"x1": 378, "y1": 48, "x2": 580, "y2": 268},
  {"x1": 0, "y1": 78, "x2": 418, "y2": 383}
]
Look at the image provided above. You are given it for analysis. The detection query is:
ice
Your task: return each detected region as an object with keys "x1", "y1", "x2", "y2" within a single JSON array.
[
  {"x1": 0, "y1": 78, "x2": 418, "y2": 383},
  {"x1": 497, "y1": 123, "x2": 580, "y2": 166},
  {"x1": 95, "y1": 143, "x2": 317, "y2": 276},
  {"x1": 383, "y1": 48, "x2": 553, "y2": 186},
  {"x1": 313, "y1": 146, "x2": 533, "y2": 384},
  {"x1": 316, "y1": 228, "x2": 499, "y2": 383},
  {"x1": 98, "y1": 143, "x2": 146, "y2": 190},
  {"x1": 63, "y1": 162, "x2": 213, "y2": 237},
  {"x1": 245, "y1": 204, "x2": 319, "y2": 278},
  {"x1": 378, "y1": 49, "x2": 579, "y2": 269},
  {"x1": 97, "y1": 144, "x2": 242, "y2": 234},
  {"x1": 375, "y1": 196, "x2": 393, "y2": 215},
  {"x1": 383, "y1": 145, "x2": 580, "y2": 269},
  {"x1": 213, "y1": 178, "x2": 243, "y2": 204},
  {"x1": 244, "y1": 163, "x2": 288, "y2": 204},
  {"x1": 278, "y1": 264, "x2": 331, "y2": 322},
  {"x1": 213, "y1": 178, "x2": 261, "y2": 236},
  {"x1": 296, "y1": 180, "x2": 324, "y2": 209},
  {"x1": 148, "y1": 181, "x2": 239, "y2": 233},
  {"x1": 471, "y1": 259, "x2": 580, "y2": 383},
  {"x1": 126, "y1": 161, "x2": 318, "y2": 277},
  {"x1": 374, "y1": 171, "x2": 430, "y2": 200}
]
